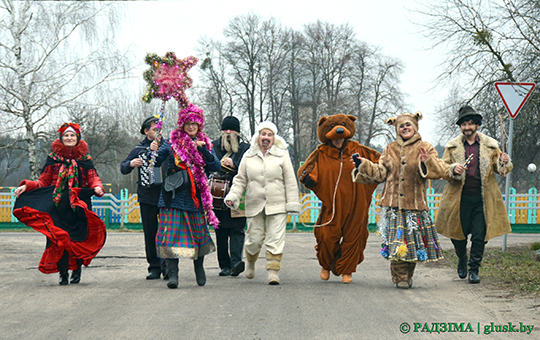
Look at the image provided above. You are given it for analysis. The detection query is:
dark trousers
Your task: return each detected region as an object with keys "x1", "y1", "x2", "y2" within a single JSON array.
[
  {"x1": 215, "y1": 225, "x2": 245, "y2": 270},
  {"x1": 140, "y1": 202, "x2": 162, "y2": 273},
  {"x1": 452, "y1": 194, "x2": 487, "y2": 273}
]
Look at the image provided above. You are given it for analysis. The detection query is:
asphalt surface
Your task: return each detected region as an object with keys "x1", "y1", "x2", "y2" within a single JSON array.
[{"x1": 0, "y1": 232, "x2": 539, "y2": 339}]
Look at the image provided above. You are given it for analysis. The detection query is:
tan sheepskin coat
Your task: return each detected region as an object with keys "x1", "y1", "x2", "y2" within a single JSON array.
[
  {"x1": 435, "y1": 132, "x2": 512, "y2": 241},
  {"x1": 352, "y1": 132, "x2": 446, "y2": 210}
]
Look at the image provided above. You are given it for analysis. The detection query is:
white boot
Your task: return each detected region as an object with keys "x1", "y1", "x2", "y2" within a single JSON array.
[
  {"x1": 245, "y1": 251, "x2": 259, "y2": 279},
  {"x1": 267, "y1": 269, "x2": 280, "y2": 285},
  {"x1": 245, "y1": 261, "x2": 256, "y2": 279},
  {"x1": 265, "y1": 251, "x2": 282, "y2": 285}
]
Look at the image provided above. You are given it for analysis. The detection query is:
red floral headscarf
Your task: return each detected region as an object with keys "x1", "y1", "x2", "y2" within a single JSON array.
[{"x1": 58, "y1": 122, "x2": 81, "y2": 141}]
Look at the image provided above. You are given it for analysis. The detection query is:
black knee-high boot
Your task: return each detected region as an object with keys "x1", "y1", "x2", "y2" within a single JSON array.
[
  {"x1": 468, "y1": 241, "x2": 485, "y2": 284},
  {"x1": 161, "y1": 259, "x2": 168, "y2": 280},
  {"x1": 58, "y1": 251, "x2": 69, "y2": 286},
  {"x1": 166, "y1": 259, "x2": 179, "y2": 289},
  {"x1": 193, "y1": 256, "x2": 206, "y2": 287},
  {"x1": 70, "y1": 259, "x2": 83, "y2": 284},
  {"x1": 452, "y1": 239, "x2": 468, "y2": 279}
]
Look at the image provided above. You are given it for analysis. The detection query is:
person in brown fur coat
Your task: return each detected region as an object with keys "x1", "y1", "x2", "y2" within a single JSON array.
[
  {"x1": 352, "y1": 112, "x2": 446, "y2": 288},
  {"x1": 298, "y1": 114, "x2": 380, "y2": 284}
]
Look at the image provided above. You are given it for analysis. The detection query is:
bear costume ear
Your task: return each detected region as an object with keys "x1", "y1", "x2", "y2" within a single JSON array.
[
  {"x1": 347, "y1": 115, "x2": 357, "y2": 122},
  {"x1": 318, "y1": 116, "x2": 328, "y2": 126},
  {"x1": 385, "y1": 117, "x2": 396, "y2": 126},
  {"x1": 414, "y1": 111, "x2": 423, "y2": 121}
]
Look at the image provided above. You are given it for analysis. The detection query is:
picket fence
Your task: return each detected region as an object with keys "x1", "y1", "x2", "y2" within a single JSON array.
[{"x1": 1, "y1": 187, "x2": 539, "y2": 232}]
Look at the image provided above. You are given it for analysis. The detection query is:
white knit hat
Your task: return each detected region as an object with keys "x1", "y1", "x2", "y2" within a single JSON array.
[{"x1": 250, "y1": 121, "x2": 287, "y2": 150}]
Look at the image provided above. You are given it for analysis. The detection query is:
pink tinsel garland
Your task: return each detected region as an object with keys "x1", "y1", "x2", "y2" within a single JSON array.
[
  {"x1": 169, "y1": 128, "x2": 220, "y2": 227},
  {"x1": 153, "y1": 64, "x2": 184, "y2": 101}
]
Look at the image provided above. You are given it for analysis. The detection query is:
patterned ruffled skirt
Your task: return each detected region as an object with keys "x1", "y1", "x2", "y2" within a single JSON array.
[
  {"x1": 157, "y1": 208, "x2": 215, "y2": 260},
  {"x1": 377, "y1": 206, "x2": 443, "y2": 262}
]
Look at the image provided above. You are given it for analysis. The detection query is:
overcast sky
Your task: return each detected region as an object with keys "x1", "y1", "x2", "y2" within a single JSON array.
[{"x1": 122, "y1": 0, "x2": 447, "y2": 144}]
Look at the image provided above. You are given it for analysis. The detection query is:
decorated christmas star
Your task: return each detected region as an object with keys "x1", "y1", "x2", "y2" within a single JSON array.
[{"x1": 142, "y1": 51, "x2": 199, "y2": 109}]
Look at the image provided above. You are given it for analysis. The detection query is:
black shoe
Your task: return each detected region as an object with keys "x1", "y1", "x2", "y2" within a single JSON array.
[
  {"x1": 70, "y1": 259, "x2": 83, "y2": 284},
  {"x1": 162, "y1": 271, "x2": 169, "y2": 280},
  {"x1": 194, "y1": 257, "x2": 206, "y2": 286},
  {"x1": 70, "y1": 269, "x2": 81, "y2": 284},
  {"x1": 58, "y1": 251, "x2": 69, "y2": 285},
  {"x1": 167, "y1": 276, "x2": 178, "y2": 289},
  {"x1": 146, "y1": 271, "x2": 161, "y2": 280},
  {"x1": 230, "y1": 261, "x2": 245, "y2": 277},
  {"x1": 59, "y1": 272, "x2": 69, "y2": 286},
  {"x1": 219, "y1": 267, "x2": 231, "y2": 276},
  {"x1": 457, "y1": 257, "x2": 468, "y2": 279},
  {"x1": 468, "y1": 271, "x2": 480, "y2": 284}
]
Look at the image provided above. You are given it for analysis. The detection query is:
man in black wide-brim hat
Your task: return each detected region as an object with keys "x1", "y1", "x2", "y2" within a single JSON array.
[{"x1": 436, "y1": 105, "x2": 512, "y2": 284}]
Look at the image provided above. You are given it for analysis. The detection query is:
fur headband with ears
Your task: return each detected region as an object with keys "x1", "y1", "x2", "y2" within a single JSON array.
[{"x1": 386, "y1": 112, "x2": 423, "y2": 133}]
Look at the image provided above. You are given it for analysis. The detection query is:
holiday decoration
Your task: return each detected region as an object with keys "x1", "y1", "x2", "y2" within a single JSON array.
[
  {"x1": 140, "y1": 52, "x2": 198, "y2": 186},
  {"x1": 142, "y1": 52, "x2": 198, "y2": 108}
]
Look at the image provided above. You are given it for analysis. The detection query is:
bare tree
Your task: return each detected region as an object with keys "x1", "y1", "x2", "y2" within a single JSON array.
[
  {"x1": 197, "y1": 37, "x2": 236, "y2": 137},
  {"x1": 362, "y1": 56, "x2": 405, "y2": 146},
  {"x1": 418, "y1": 0, "x2": 540, "y2": 190},
  {"x1": 286, "y1": 30, "x2": 310, "y2": 169},
  {"x1": 347, "y1": 43, "x2": 372, "y2": 142},
  {"x1": 195, "y1": 15, "x2": 408, "y2": 170},
  {"x1": 260, "y1": 18, "x2": 291, "y2": 131},
  {"x1": 300, "y1": 22, "x2": 325, "y2": 149},
  {"x1": 0, "y1": 1, "x2": 132, "y2": 179},
  {"x1": 222, "y1": 13, "x2": 265, "y2": 135},
  {"x1": 0, "y1": 136, "x2": 25, "y2": 185}
]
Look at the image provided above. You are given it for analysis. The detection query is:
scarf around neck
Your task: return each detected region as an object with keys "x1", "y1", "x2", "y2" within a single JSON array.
[
  {"x1": 169, "y1": 128, "x2": 220, "y2": 227},
  {"x1": 48, "y1": 139, "x2": 93, "y2": 204}
]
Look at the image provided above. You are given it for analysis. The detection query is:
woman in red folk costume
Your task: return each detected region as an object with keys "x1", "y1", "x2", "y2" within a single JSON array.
[
  {"x1": 13, "y1": 123, "x2": 106, "y2": 286},
  {"x1": 150, "y1": 104, "x2": 221, "y2": 289}
]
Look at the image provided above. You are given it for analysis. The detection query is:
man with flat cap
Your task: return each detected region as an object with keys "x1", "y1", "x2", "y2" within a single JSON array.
[
  {"x1": 121, "y1": 116, "x2": 166, "y2": 280},
  {"x1": 211, "y1": 116, "x2": 250, "y2": 277},
  {"x1": 436, "y1": 106, "x2": 512, "y2": 284}
]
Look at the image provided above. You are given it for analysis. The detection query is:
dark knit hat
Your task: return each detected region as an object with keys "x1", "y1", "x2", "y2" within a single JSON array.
[
  {"x1": 140, "y1": 116, "x2": 158, "y2": 135},
  {"x1": 221, "y1": 116, "x2": 240, "y2": 132},
  {"x1": 456, "y1": 105, "x2": 482, "y2": 126}
]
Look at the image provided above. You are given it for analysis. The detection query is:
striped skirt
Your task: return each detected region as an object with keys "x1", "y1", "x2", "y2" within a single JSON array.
[
  {"x1": 377, "y1": 207, "x2": 443, "y2": 262},
  {"x1": 156, "y1": 208, "x2": 215, "y2": 260}
]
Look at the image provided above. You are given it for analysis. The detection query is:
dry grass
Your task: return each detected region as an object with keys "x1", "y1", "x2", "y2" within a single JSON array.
[{"x1": 438, "y1": 244, "x2": 540, "y2": 296}]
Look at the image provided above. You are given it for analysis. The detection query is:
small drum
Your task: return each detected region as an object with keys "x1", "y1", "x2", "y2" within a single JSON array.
[{"x1": 209, "y1": 173, "x2": 232, "y2": 210}]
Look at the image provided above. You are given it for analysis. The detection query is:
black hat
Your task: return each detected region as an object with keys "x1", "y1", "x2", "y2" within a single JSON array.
[
  {"x1": 221, "y1": 116, "x2": 240, "y2": 132},
  {"x1": 456, "y1": 105, "x2": 482, "y2": 126},
  {"x1": 140, "y1": 116, "x2": 158, "y2": 135}
]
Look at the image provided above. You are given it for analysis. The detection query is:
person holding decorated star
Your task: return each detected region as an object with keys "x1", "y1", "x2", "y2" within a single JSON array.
[{"x1": 150, "y1": 104, "x2": 221, "y2": 289}]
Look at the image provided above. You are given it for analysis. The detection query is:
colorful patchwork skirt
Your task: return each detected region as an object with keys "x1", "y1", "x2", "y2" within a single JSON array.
[
  {"x1": 377, "y1": 207, "x2": 443, "y2": 262},
  {"x1": 156, "y1": 208, "x2": 215, "y2": 260}
]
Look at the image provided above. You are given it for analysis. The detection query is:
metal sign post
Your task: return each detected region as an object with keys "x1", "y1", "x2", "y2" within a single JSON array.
[
  {"x1": 494, "y1": 82, "x2": 535, "y2": 251},
  {"x1": 502, "y1": 119, "x2": 513, "y2": 252}
]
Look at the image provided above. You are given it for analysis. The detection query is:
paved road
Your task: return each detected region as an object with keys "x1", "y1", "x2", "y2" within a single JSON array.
[{"x1": 0, "y1": 232, "x2": 539, "y2": 339}]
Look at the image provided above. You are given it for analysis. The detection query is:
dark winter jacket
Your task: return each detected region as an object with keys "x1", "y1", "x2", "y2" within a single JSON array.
[
  {"x1": 211, "y1": 137, "x2": 250, "y2": 173},
  {"x1": 155, "y1": 139, "x2": 220, "y2": 212},
  {"x1": 121, "y1": 137, "x2": 162, "y2": 206}
]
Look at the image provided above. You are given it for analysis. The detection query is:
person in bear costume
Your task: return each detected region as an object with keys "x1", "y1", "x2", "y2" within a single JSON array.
[{"x1": 297, "y1": 113, "x2": 380, "y2": 283}]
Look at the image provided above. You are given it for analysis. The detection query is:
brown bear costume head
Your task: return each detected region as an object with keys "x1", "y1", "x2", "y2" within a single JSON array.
[{"x1": 317, "y1": 113, "x2": 357, "y2": 145}]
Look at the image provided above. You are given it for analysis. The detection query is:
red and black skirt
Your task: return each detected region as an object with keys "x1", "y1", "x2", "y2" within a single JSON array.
[{"x1": 13, "y1": 186, "x2": 106, "y2": 274}]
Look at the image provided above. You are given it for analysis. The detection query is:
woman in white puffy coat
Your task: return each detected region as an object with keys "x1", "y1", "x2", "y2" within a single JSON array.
[{"x1": 225, "y1": 121, "x2": 300, "y2": 285}]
